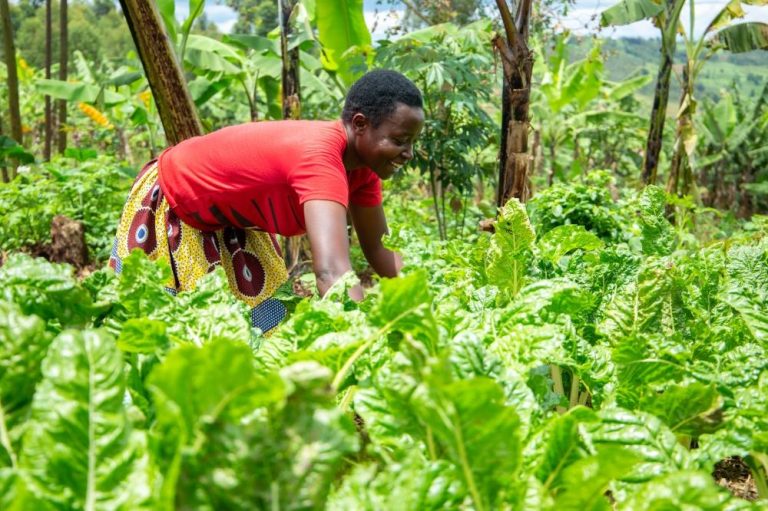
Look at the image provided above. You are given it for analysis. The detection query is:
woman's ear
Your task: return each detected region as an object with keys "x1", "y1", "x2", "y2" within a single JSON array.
[{"x1": 351, "y1": 113, "x2": 369, "y2": 134}]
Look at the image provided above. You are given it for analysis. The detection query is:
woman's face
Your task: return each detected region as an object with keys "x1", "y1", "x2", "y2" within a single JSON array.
[{"x1": 352, "y1": 103, "x2": 425, "y2": 179}]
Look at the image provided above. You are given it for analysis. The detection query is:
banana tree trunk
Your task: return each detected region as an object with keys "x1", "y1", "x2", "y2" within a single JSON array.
[
  {"x1": 494, "y1": 0, "x2": 533, "y2": 207},
  {"x1": 0, "y1": 0, "x2": 23, "y2": 153},
  {"x1": 119, "y1": 0, "x2": 203, "y2": 145},
  {"x1": 279, "y1": 0, "x2": 303, "y2": 272},
  {"x1": 44, "y1": 0, "x2": 53, "y2": 161},
  {"x1": 280, "y1": 0, "x2": 300, "y2": 120},
  {"x1": 642, "y1": 0, "x2": 685, "y2": 185},
  {"x1": 643, "y1": 52, "x2": 673, "y2": 185},
  {"x1": 667, "y1": 66, "x2": 697, "y2": 200},
  {"x1": 57, "y1": 0, "x2": 68, "y2": 153}
]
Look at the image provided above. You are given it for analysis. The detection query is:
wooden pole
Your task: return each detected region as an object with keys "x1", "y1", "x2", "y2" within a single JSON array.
[
  {"x1": 57, "y1": 0, "x2": 68, "y2": 153},
  {"x1": 118, "y1": 0, "x2": 203, "y2": 144}
]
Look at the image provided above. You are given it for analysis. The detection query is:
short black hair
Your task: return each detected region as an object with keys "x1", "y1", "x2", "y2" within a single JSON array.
[{"x1": 342, "y1": 70, "x2": 423, "y2": 128}]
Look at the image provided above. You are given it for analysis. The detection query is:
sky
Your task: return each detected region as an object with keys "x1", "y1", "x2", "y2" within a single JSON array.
[{"x1": 181, "y1": 0, "x2": 768, "y2": 40}]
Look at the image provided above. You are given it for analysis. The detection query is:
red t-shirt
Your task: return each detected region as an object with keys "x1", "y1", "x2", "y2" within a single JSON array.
[{"x1": 157, "y1": 120, "x2": 382, "y2": 235}]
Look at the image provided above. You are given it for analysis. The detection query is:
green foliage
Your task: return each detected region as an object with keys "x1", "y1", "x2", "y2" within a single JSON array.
[
  {"x1": 527, "y1": 170, "x2": 629, "y2": 241},
  {"x1": 0, "y1": 158, "x2": 133, "y2": 261},
  {"x1": 2, "y1": 181, "x2": 768, "y2": 508}
]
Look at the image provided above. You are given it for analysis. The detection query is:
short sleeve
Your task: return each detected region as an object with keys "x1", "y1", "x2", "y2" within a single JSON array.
[
  {"x1": 349, "y1": 168, "x2": 382, "y2": 207},
  {"x1": 289, "y1": 145, "x2": 349, "y2": 208}
]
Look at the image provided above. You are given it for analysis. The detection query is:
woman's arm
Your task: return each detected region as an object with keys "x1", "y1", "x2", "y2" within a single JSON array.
[
  {"x1": 350, "y1": 204, "x2": 403, "y2": 278},
  {"x1": 304, "y1": 199, "x2": 364, "y2": 300}
]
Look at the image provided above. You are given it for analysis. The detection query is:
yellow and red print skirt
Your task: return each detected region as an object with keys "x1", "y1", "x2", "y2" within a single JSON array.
[{"x1": 109, "y1": 160, "x2": 289, "y2": 332}]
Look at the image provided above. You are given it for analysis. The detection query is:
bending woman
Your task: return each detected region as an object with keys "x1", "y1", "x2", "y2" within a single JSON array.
[{"x1": 110, "y1": 70, "x2": 424, "y2": 333}]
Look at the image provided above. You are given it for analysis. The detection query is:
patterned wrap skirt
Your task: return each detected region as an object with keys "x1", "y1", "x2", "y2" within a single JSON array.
[{"x1": 109, "y1": 160, "x2": 289, "y2": 333}]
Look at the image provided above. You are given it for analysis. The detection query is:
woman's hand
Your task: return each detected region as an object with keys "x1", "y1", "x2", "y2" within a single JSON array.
[
  {"x1": 350, "y1": 204, "x2": 402, "y2": 278},
  {"x1": 304, "y1": 199, "x2": 364, "y2": 301}
]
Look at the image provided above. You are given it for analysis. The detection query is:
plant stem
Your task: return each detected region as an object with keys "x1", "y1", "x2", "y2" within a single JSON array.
[
  {"x1": 452, "y1": 416, "x2": 485, "y2": 511},
  {"x1": 0, "y1": 397, "x2": 17, "y2": 468},
  {"x1": 550, "y1": 365, "x2": 566, "y2": 414},
  {"x1": 426, "y1": 426, "x2": 437, "y2": 460},
  {"x1": 568, "y1": 373, "x2": 580, "y2": 409},
  {"x1": 745, "y1": 453, "x2": 768, "y2": 500}
]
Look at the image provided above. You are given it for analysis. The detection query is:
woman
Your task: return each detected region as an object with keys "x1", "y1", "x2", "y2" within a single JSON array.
[{"x1": 110, "y1": 70, "x2": 424, "y2": 333}]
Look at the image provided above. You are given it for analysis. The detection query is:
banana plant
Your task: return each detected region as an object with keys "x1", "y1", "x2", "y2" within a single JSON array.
[
  {"x1": 531, "y1": 35, "x2": 649, "y2": 184},
  {"x1": 315, "y1": 0, "x2": 372, "y2": 85},
  {"x1": 695, "y1": 82, "x2": 768, "y2": 216},
  {"x1": 601, "y1": 0, "x2": 687, "y2": 186},
  {"x1": 666, "y1": 0, "x2": 768, "y2": 201}
]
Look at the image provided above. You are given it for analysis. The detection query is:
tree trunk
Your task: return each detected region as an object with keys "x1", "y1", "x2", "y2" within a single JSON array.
[
  {"x1": 280, "y1": 0, "x2": 300, "y2": 120},
  {"x1": 0, "y1": 0, "x2": 23, "y2": 148},
  {"x1": 494, "y1": 0, "x2": 533, "y2": 207},
  {"x1": 280, "y1": 0, "x2": 304, "y2": 271},
  {"x1": 641, "y1": 0, "x2": 685, "y2": 185},
  {"x1": 667, "y1": 66, "x2": 695, "y2": 200},
  {"x1": 57, "y1": 0, "x2": 68, "y2": 153},
  {"x1": 643, "y1": 53, "x2": 673, "y2": 185},
  {"x1": 44, "y1": 0, "x2": 53, "y2": 160},
  {"x1": 119, "y1": 0, "x2": 203, "y2": 145}
]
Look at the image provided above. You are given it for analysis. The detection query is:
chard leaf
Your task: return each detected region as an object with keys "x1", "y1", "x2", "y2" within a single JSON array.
[
  {"x1": 718, "y1": 244, "x2": 768, "y2": 343},
  {"x1": 638, "y1": 382, "x2": 724, "y2": 437},
  {"x1": 503, "y1": 278, "x2": 594, "y2": 325},
  {"x1": 587, "y1": 408, "x2": 691, "y2": 483},
  {"x1": 0, "y1": 254, "x2": 96, "y2": 328},
  {"x1": 370, "y1": 271, "x2": 438, "y2": 348},
  {"x1": 554, "y1": 446, "x2": 640, "y2": 510},
  {"x1": 17, "y1": 330, "x2": 151, "y2": 510},
  {"x1": 0, "y1": 302, "x2": 52, "y2": 451},
  {"x1": 533, "y1": 407, "x2": 598, "y2": 492},
  {"x1": 599, "y1": 258, "x2": 675, "y2": 340},
  {"x1": 327, "y1": 452, "x2": 464, "y2": 510},
  {"x1": 116, "y1": 318, "x2": 168, "y2": 353},
  {"x1": 150, "y1": 348, "x2": 357, "y2": 510},
  {"x1": 486, "y1": 198, "x2": 536, "y2": 298},
  {"x1": 638, "y1": 186, "x2": 674, "y2": 256},
  {"x1": 537, "y1": 224, "x2": 604, "y2": 264},
  {"x1": 411, "y1": 370, "x2": 522, "y2": 510},
  {"x1": 620, "y1": 470, "x2": 746, "y2": 510}
]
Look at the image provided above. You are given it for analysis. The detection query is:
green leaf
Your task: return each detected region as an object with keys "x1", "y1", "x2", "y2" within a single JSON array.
[
  {"x1": 600, "y1": 0, "x2": 664, "y2": 27},
  {"x1": 35, "y1": 79, "x2": 125, "y2": 106},
  {"x1": 638, "y1": 185, "x2": 675, "y2": 256},
  {"x1": 412, "y1": 371, "x2": 522, "y2": 510},
  {"x1": 709, "y1": 22, "x2": 768, "y2": 53},
  {"x1": 587, "y1": 408, "x2": 691, "y2": 483},
  {"x1": 538, "y1": 224, "x2": 604, "y2": 264},
  {"x1": 718, "y1": 243, "x2": 768, "y2": 343},
  {"x1": 639, "y1": 382, "x2": 724, "y2": 436},
  {"x1": 0, "y1": 136, "x2": 34, "y2": 164},
  {"x1": 0, "y1": 303, "x2": 52, "y2": 465},
  {"x1": 534, "y1": 407, "x2": 598, "y2": 492},
  {"x1": 17, "y1": 330, "x2": 151, "y2": 510},
  {"x1": 370, "y1": 271, "x2": 438, "y2": 347},
  {"x1": 599, "y1": 258, "x2": 675, "y2": 339},
  {"x1": 116, "y1": 319, "x2": 168, "y2": 354},
  {"x1": 554, "y1": 446, "x2": 641, "y2": 510},
  {"x1": 184, "y1": 35, "x2": 243, "y2": 74},
  {"x1": 315, "y1": 0, "x2": 372, "y2": 84},
  {"x1": 620, "y1": 470, "x2": 742, "y2": 509},
  {"x1": 327, "y1": 452, "x2": 464, "y2": 510},
  {"x1": 486, "y1": 198, "x2": 536, "y2": 298},
  {"x1": 0, "y1": 254, "x2": 96, "y2": 328},
  {"x1": 155, "y1": 0, "x2": 178, "y2": 44}
]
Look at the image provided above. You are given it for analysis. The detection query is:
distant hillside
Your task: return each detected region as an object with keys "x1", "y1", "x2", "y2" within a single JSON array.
[{"x1": 571, "y1": 37, "x2": 768, "y2": 108}]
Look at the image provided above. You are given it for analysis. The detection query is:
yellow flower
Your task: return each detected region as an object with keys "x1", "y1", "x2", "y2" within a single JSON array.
[{"x1": 78, "y1": 102, "x2": 113, "y2": 129}]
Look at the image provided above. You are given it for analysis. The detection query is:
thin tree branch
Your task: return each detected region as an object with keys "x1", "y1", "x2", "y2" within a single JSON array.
[{"x1": 401, "y1": 0, "x2": 432, "y2": 25}]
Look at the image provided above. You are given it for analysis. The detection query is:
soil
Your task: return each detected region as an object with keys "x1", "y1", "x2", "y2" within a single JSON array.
[
  {"x1": 713, "y1": 456, "x2": 759, "y2": 501},
  {"x1": 50, "y1": 215, "x2": 88, "y2": 268}
]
